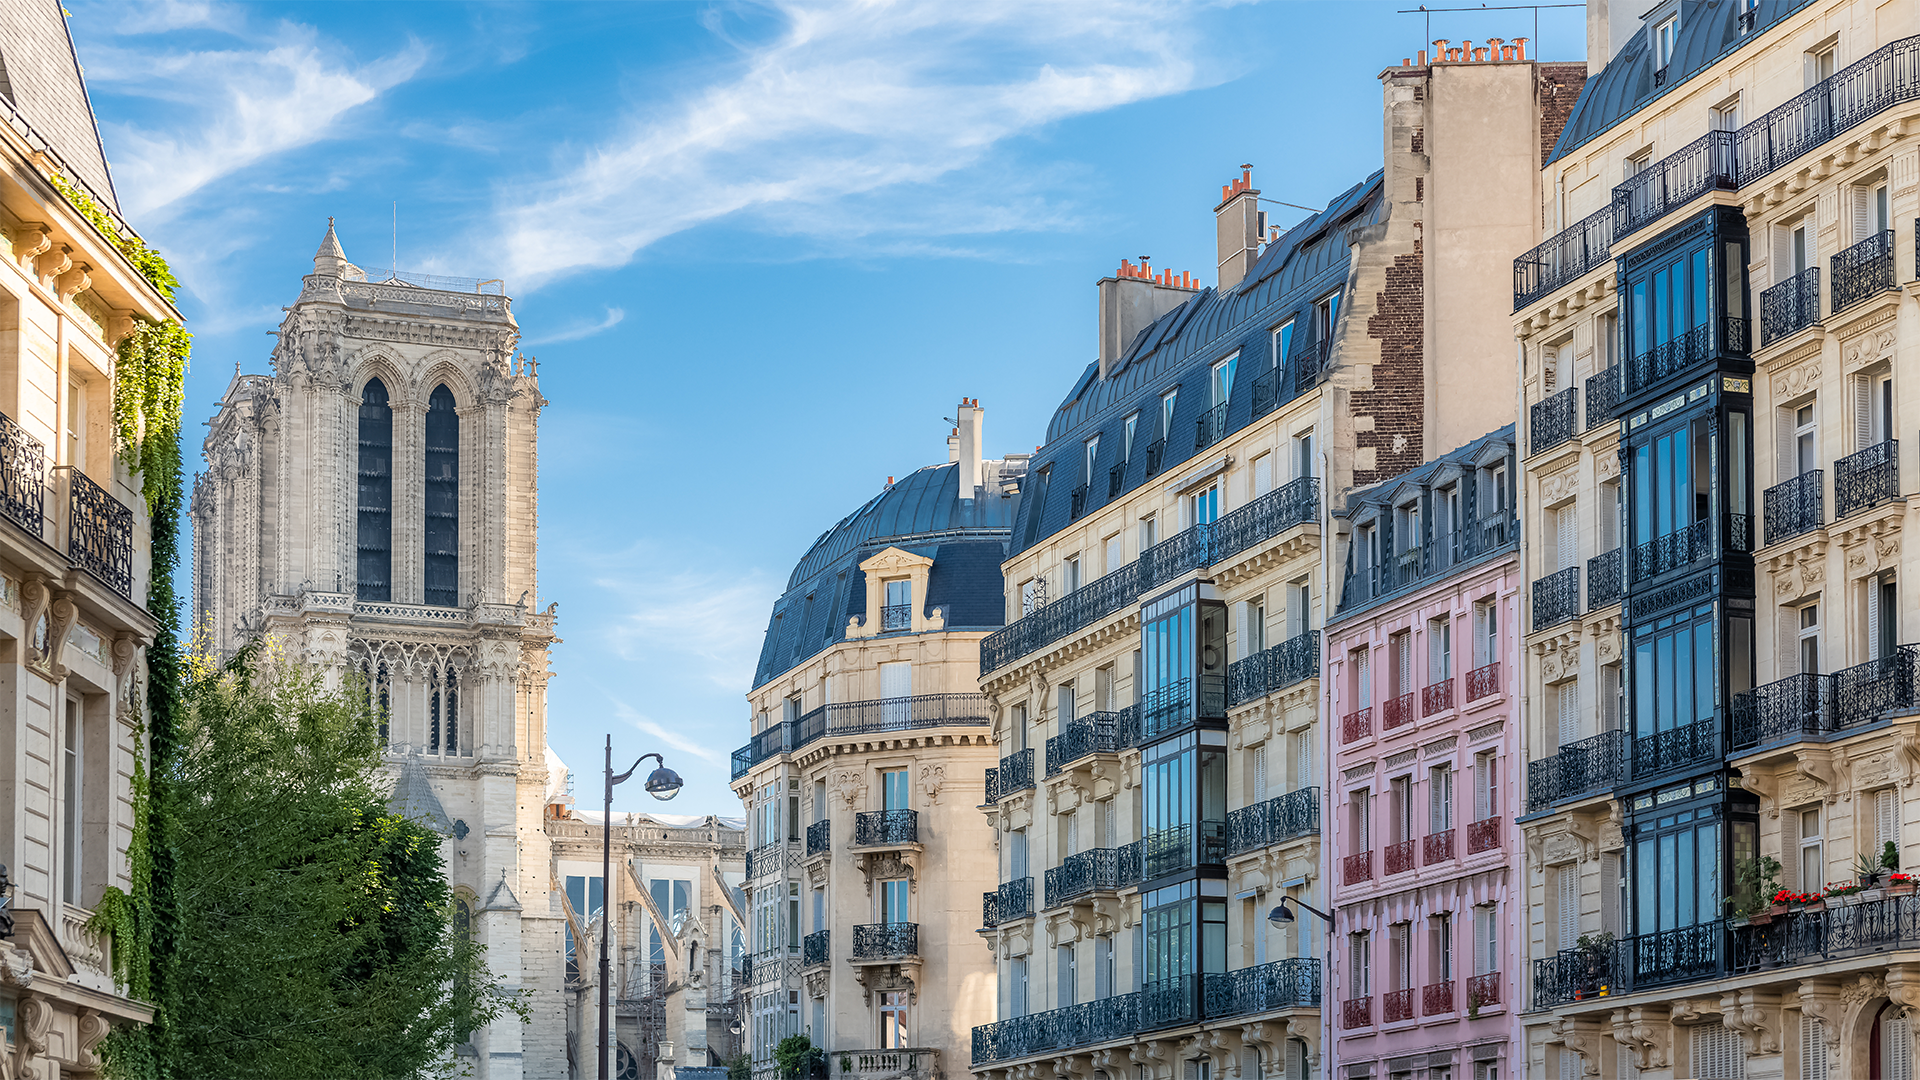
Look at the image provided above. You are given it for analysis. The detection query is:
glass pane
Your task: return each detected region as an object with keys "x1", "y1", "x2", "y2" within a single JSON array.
[
  {"x1": 1692, "y1": 249, "x2": 1709, "y2": 329},
  {"x1": 1658, "y1": 633, "x2": 1676, "y2": 732},
  {"x1": 1659, "y1": 833, "x2": 1678, "y2": 930},
  {"x1": 1631, "y1": 281, "x2": 1650, "y2": 357},
  {"x1": 1672, "y1": 625, "x2": 1692, "y2": 727},
  {"x1": 1695, "y1": 621, "x2": 1716, "y2": 723},
  {"x1": 1635, "y1": 444, "x2": 1653, "y2": 544},
  {"x1": 1635, "y1": 639, "x2": 1657, "y2": 738},
  {"x1": 1676, "y1": 830, "x2": 1696, "y2": 926}
]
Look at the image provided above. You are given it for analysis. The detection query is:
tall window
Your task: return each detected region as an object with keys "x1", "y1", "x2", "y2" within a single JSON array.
[
  {"x1": 356, "y1": 379, "x2": 393, "y2": 601},
  {"x1": 62, "y1": 697, "x2": 80, "y2": 903},
  {"x1": 1211, "y1": 356, "x2": 1236, "y2": 407},
  {"x1": 1798, "y1": 806, "x2": 1822, "y2": 891},
  {"x1": 428, "y1": 662, "x2": 460, "y2": 756},
  {"x1": 1084, "y1": 435, "x2": 1100, "y2": 483},
  {"x1": 424, "y1": 385, "x2": 460, "y2": 606},
  {"x1": 1160, "y1": 391, "x2": 1178, "y2": 442},
  {"x1": 1124, "y1": 414, "x2": 1139, "y2": 462},
  {"x1": 879, "y1": 991, "x2": 908, "y2": 1048}
]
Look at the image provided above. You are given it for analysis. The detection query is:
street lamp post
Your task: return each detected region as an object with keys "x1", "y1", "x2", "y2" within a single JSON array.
[{"x1": 599, "y1": 735, "x2": 685, "y2": 1080}]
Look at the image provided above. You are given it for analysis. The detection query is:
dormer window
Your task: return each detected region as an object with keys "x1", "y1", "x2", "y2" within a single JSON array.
[
  {"x1": 1160, "y1": 390, "x2": 1178, "y2": 441},
  {"x1": 1654, "y1": 16, "x2": 1677, "y2": 73},
  {"x1": 1084, "y1": 434, "x2": 1100, "y2": 482},
  {"x1": 1123, "y1": 414, "x2": 1139, "y2": 461}
]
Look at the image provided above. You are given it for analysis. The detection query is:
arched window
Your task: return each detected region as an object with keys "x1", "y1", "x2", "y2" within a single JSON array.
[
  {"x1": 428, "y1": 661, "x2": 461, "y2": 756},
  {"x1": 360, "y1": 655, "x2": 391, "y2": 745},
  {"x1": 424, "y1": 385, "x2": 459, "y2": 607},
  {"x1": 356, "y1": 379, "x2": 393, "y2": 601}
]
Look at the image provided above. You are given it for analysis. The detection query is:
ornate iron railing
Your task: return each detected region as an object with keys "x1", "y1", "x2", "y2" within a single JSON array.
[
  {"x1": 970, "y1": 991, "x2": 1142, "y2": 1066},
  {"x1": 1341, "y1": 706, "x2": 1372, "y2": 745},
  {"x1": 1832, "y1": 645, "x2": 1920, "y2": 731},
  {"x1": 997, "y1": 748, "x2": 1034, "y2": 796},
  {"x1": 1613, "y1": 129, "x2": 1737, "y2": 238},
  {"x1": 1466, "y1": 661, "x2": 1500, "y2": 701},
  {"x1": 1144, "y1": 438, "x2": 1168, "y2": 478},
  {"x1": 1761, "y1": 266, "x2": 1820, "y2": 344},
  {"x1": 1046, "y1": 711, "x2": 1126, "y2": 777},
  {"x1": 1587, "y1": 548, "x2": 1622, "y2": 610},
  {"x1": 1225, "y1": 787, "x2": 1320, "y2": 855},
  {"x1": 1045, "y1": 847, "x2": 1123, "y2": 907},
  {"x1": 1251, "y1": 366, "x2": 1283, "y2": 419},
  {"x1": 1729, "y1": 511, "x2": 1754, "y2": 553},
  {"x1": 1069, "y1": 483, "x2": 1089, "y2": 520},
  {"x1": 1138, "y1": 975, "x2": 1200, "y2": 1030},
  {"x1": 1466, "y1": 972, "x2": 1501, "y2": 1009},
  {"x1": 1514, "y1": 204, "x2": 1614, "y2": 310},
  {"x1": 1525, "y1": 728, "x2": 1624, "y2": 812},
  {"x1": 1341, "y1": 997, "x2": 1371, "y2": 1030},
  {"x1": 1625, "y1": 321, "x2": 1727, "y2": 396},
  {"x1": 1116, "y1": 839, "x2": 1142, "y2": 886},
  {"x1": 1631, "y1": 518, "x2": 1709, "y2": 582},
  {"x1": 1632, "y1": 718, "x2": 1718, "y2": 778},
  {"x1": 1423, "y1": 829, "x2": 1455, "y2": 865},
  {"x1": 1423, "y1": 981, "x2": 1454, "y2": 1015},
  {"x1": 1202, "y1": 957, "x2": 1320, "y2": 1018},
  {"x1": 1732, "y1": 892, "x2": 1920, "y2": 977},
  {"x1": 1382, "y1": 692, "x2": 1415, "y2": 731},
  {"x1": 1832, "y1": 228, "x2": 1896, "y2": 312},
  {"x1": 982, "y1": 767, "x2": 1000, "y2": 805},
  {"x1": 1141, "y1": 677, "x2": 1194, "y2": 741},
  {"x1": 1141, "y1": 529, "x2": 1211, "y2": 591},
  {"x1": 806, "y1": 819, "x2": 830, "y2": 858},
  {"x1": 1195, "y1": 402, "x2": 1229, "y2": 451},
  {"x1": 1213, "y1": 476, "x2": 1319, "y2": 560},
  {"x1": 1341, "y1": 850, "x2": 1372, "y2": 885},
  {"x1": 1467, "y1": 818, "x2": 1501, "y2": 854},
  {"x1": 1532, "y1": 566, "x2": 1580, "y2": 631},
  {"x1": 68, "y1": 469, "x2": 132, "y2": 598},
  {"x1": 1835, "y1": 439, "x2": 1899, "y2": 519},
  {"x1": 803, "y1": 930, "x2": 829, "y2": 968},
  {"x1": 732, "y1": 693, "x2": 990, "y2": 778},
  {"x1": 996, "y1": 877, "x2": 1034, "y2": 923},
  {"x1": 1731, "y1": 672, "x2": 1832, "y2": 750},
  {"x1": 1382, "y1": 987, "x2": 1414, "y2": 1023},
  {"x1": 1227, "y1": 630, "x2": 1320, "y2": 708},
  {"x1": 1624, "y1": 922, "x2": 1722, "y2": 989},
  {"x1": 1533, "y1": 945, "x2": 1619, "y2": 1009},
  {"x1": 852, "y1": 923, "x2": 918, "y2": 959},
  {"x1": 1109, "y1": 462, "x2": 1128, "y2": 499},
  {"x1": 1144, "y1": 823, "x2": 1193, "y2": 880},
  {"x1": 1385, "y1": 839, "x2": 1415, "y2": 876},
  {"x1": 1422, "y1": 677, "x2": 1454, "y2": 717},
  {"x1": 853, "y1": 809, "x2": 918, "y2": 847},
  {"x1": 0, "y1": 412, "x2": 45, "y2": 537},
  {"x1": 1291, "y1": 339, "x2": 1331, "y2": 386},
  {"x1": 1764, "y1": 470, "x2": 1824, "y2": 546},
  {"x1": 881, "y1": 603, "x2": 911, "y2": 631},
  {"x1": 980, "y1": 560, "x2": 1143, "y2": 674},
  {"x1": 1585, "y1": 367, "x2": 1619, "y2": 430},
  {"x1": 747, "y1": 842, "x2": 784, "y2": 880},
  {"x1": 1530, "y1": 387, "x2": 1577, "y2": 455}
]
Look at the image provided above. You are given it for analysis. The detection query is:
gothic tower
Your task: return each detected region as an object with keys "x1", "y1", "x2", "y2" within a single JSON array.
[{"x1": 191, "y1": 222, "x2": 565, "y2": 1078}]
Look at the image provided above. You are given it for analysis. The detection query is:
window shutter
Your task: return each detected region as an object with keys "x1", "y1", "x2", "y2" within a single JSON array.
[
  {"x1": 1253, "y1": 745, "x2": 1269, "y2": 802},
  {"x1": 1853, "y1": 374, "x2": 1872, "y2": 453},
  {"x1": 1398, "y1": 637, "x2": 1412, "y2": 697},
  {"x1": 1295, "y1": 731, "x2": 1311, "y2": 790},
  {"x1": 1779, "y1": 810, "x2": 1802, "y2": 893},
  {"x1": 1600, "y1": 852, "x2": 1621, "y2": 935},
  {"x1": 1286, "y1": 1041, "x2": 1306, "y2": 1080},
  {"x1": 1349, "y1": 935, "x2": 1368, "y2": 994},
  {"x1": 1851, "y1": 185, "x2": 1872, "y2": 243},
  {"x1": 1780, "y1": 608, "x2": 1802, "y2": 678},
  {"x1": 1778, "y1": 406, "x2": 1798, "y2": 485},
  {"x1": 1255, "y1": 455, "x2": 1273, "y2": 497},
  {"x1": 1066, "y1": 813, "x2": 1078, "y2": 857},
  {"x1": 1869, "y1": 577, "x2": 1886, "y2": 662},
  {"x1": 1430, "y1": 768, "x2": 1447, "y2": 831},
  {"x1": 1103, "y1": 799, "x2": 1117, "y2": 849},
  {"x1": 1560, "y1": 1047, "x2": 1579, "y2": 1080},
  {"x1": 1558, "y1": 681, "x2": 1581, "y2": 749},
  {"x1": 1772, "y1": 222, "x2": 1792, "y2": 284},
  {"x1": 1886, "y1": 1012, "x2": 1912, "y2": 1080},
  {"x1": 1557, "y1": 505, "x2": 1579, "y2": 572},
  {"x1": 1617, "y1": 1044, "x2": 1641, "y2": 1080},
  {"x1": 1801, "y1": 1014, "x2": 1829, "y2": 1080},
  {"x1": 1475, "y1": 758, "x2": 1492, "y2": 820},
  {"x1": 1877, "y1": 788, "x2": 1900, "y2": 853},
  {"x1": 1691, "y1": 1021, "x2": 1747, "y2": 1079},
  {"x1": 1557, "y1": 864, "x2": 1579, "y2": 951}
]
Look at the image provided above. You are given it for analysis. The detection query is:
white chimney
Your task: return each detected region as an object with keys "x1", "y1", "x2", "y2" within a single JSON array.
[{"x1": 956, "y1": 398, "x2": 984, "y2": 503}]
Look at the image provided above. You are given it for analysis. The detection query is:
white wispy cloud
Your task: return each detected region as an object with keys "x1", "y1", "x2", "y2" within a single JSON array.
[
  {"x1": 525, "y1": 306, "x2": 626, "y2": 345},
  {"x1": 81, "y1": 19, "x2": 426, "y2": 220},
  {"x1": 607, "y1": 700, "x2": 725, "y2": 765},
  {"x1": 497, "y1": 0, "x2": 1214, "y2": 287},
  {"x1": 592, "y1": 553, "x2": 778, "y2": 696}
]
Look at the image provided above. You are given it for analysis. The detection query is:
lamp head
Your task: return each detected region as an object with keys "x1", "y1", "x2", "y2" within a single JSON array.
[
  {"x1": 645, "y1": 763, "x2": 684, "y2": 801},
  {"x1": 1267, "y1": 901, "x2": 1296, "y2": 927}
]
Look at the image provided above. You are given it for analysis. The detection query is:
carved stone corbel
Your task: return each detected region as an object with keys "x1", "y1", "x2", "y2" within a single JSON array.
[
  {"x1": 1550, "y1": 1015, "x2": 1605, "y2": 1077},
  {"x1": 76, "y1": 1008, "x2": 110, "y2": 1074},
  {"x1": 1718, "y1": 988, "x2": 1781, "y2": 1055},
  {"x1": 12, "y1": 223, "x2": 52, "y2": 262},
  {"x1": 1795, "y1": 750, "x2": 1837, "y2": 798},
  {"x1": 34, "y1": 243, "x2": 71, "y2": 285},
  {"x1": 56, "y1": 261, "x2": 91, "y2": 302},
  {"x1": 1797, "y1": 980, "x2": 1845, "y2": 1053},
  {"x1": 1610, "y1": 1006, "x2": 1670, "y2": 1070}
]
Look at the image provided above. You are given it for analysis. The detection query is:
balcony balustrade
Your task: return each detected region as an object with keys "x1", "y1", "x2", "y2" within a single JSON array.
[
  {"x1": 1046, "y1": 711, "x2": 1127, "y2": 777},
  {"x1": 1045, "y1": 847, "x2": 1125, "y2": 907},
  {"x1": 0, "y1": 412, "x2": 45, "y2": 538},
  {"x1": 1466, "y1": 661, "x2": 1500, "y2": 702},
  {"x1": 1734, "y1": 891, "x2": 1920, "y2": 977},
  {"x1": 1225, "y1": 788, "x2": 1320, "y2": 856},
  {"x1": 1227, "y1": 630, "x2": 1320, "y2": 708},
  {"x1": 998, "y1": 748, "x2": 1035, "y2": 796},
  {"x1": 1144, "y1": 439, "x2": 1168, "y2": 479},
  {"x1": 1467, "y1": 817, "x2": 1500, "y2": 854},
  {"x1": 1614, "y1": 129, "x2": 1737, "y2": 238},
  {"x1": 1117, "y1": 839, "x2": 1142, "y2": 887},
  {"x1": 1832, "y1": 644, "x2": 1920, "y2": 731},
  {"x1": 1341, "y1": 706, "x2": 1372, "y2": 745},
  {"x1": 1138, "y1": 975, "x2": 1201, "y2": 1030},
  {"x1": 1835, "y1": 439, "x2": 1899, "y2": 519},
  {"x1": 1382, "y1": 988, "x2": 1414, "y2": 1023},
  {"x1": 1423, "y1": 829, "x2": 1455, "y2": 865},
  {"x1": 1202, "y1": 957, "x2": 1320, "y2": 1017},
  {"x1": 830, "y1": 1049, "x2": 940, "y2": 1080},
  {"x1": 1832, "y1": 229, "x2": 1896, "y2": 312},
  {"x1": 853, "y1": 809, "x2": 918, "y2": 847},
  {"x1": 1632, "y1": 717, "x2": 1718, "y2": 778},
  {"x1": 1624, "y1": 318, "x2": 1747, "y2": 397},
  {"x1": 852, "y1": 923, "x2": 918, "y2": 960},
  {"x1": 1514, "y1": 204, "x2": 1614, "y2": 310},
  {"x1": 1342, "y1": 851, "x2": 1372, "y2": 885},
  {"x1": 1761, "y1": 267, "x2": 1821, "y2": 344},
  {"x1": 970, "y1": 990, "x2": 1140, "y2": 1065},
  {"x1": 1764, "y1": 470, "x2": 1824, "y2": 546},
  {"x1": 1385, "y1": 839, "x2": 1415, "y2": 876},
  {"x1": 1466, "y1": 972, "x2": 1501, "y2": 1009},
  {"x1": 732, "y1": 692, "x2": 989, "y2": 779},
  {"x1": 981, "y1": 877, "x2": 1034, "y2": 929},
  {"x1": 1382, "y1": 692, "x2": 1414, "y2": 731},
  {"x1": 1341, "y1": 997, "x2": 1371, "y2": 1030},
  {"x1": 1292, "y1": 339, "x2": 1331, "y2": 387},
  {"x1": 983, "y1": 767, "x2": 1000, "y2": 805},
  {"x1": 1585, "y1": 367, "x2": 1618, "y2": 430},
  {"x1": 1143, "y1": 821, "x2": 1227, "y2": 880},
  {"x1": 1731, "y1": 672, "x2": 1833, "y2": 750},
  {"x1": 806, "y1": 819, "x2": 830, "y2": 858},
  {"x1": 748, "y1": 842, "x2": 784, "y2": 880},
  {"x1": 67, "y1": 468, "x2": 132, "y2": 598},
  {"x1": 1108, "y1": 462, "x2": 1126, "y2": 498},
  {"x1": 1587, "y1": 548, "x2": 1622, "y2": 610},
  {"x1": 1530, "y1": 386, "x2": 1577, "y2": 454},
  {"x1": 1525, "y1": 728, "x2": 1625, "y2": 812},
  {"x1": 1422, "y1": 980, "x2": 1454, "y2": 1015},
  {"x1": 1195, "y1": 403, "x2": 1229, "y2": 452},
  {"x1": 1422, "y1": 677, "x2": 1454, "y2": 717},
  {"x1": 1532, "y1": 566, "x2": 1580, "y2": 631},
  {"x1": 803, "y1": 930, "x2": 829, "y2": 968},
  {"x1": 1069, "y1": 484, "x2": 1090, "y2": 520},
  {"x1": 881, "y1": 603, "x2": 911, "y2": 631},
  {"x1": 1631, "y1": 518, "x2": 1709, "y2": 582}
]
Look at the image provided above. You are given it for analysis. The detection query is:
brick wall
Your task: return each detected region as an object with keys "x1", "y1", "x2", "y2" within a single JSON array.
[
  {"x1": 1353, "y1": 239, "x2": 1426, "y2": 487},
  {"x1": 1537, "y1": 63, "x2": 1590, "y2": 167}
]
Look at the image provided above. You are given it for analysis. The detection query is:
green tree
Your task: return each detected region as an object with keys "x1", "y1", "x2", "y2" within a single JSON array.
[{"x1": 107, "y1": 642, "x2": 520, "y2": 1078}]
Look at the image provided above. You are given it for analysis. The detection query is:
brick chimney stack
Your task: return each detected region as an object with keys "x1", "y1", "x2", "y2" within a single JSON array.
[{"x1": 1215, "y1": 165, "x2": 1263, "y2": 291}]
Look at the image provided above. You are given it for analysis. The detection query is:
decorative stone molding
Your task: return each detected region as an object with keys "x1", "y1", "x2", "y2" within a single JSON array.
[
  {"x1": 831, "y1": 767, "x2": 868, "y2": 809},
  {"x1": 1540, "y1": 465, "x2": 1581, "y2": 509},
  {"x1": 1769, "y1": 351, "x2": 1822, "y2": 401},
  {"x1": 847, "y1": 547, "x2": 939, "y2": 638},
  {"x1": 1718, "y1": 989, "x2": 1781, "y2": 1055},
  {"x1": 1798, "y1": 980, "x2": 1845, "y2": 1052},
  {"x1": 1549, "y1": 1016, "x2": 1605, "y2": 1077},
  {"x1": 918, "y1": 761, "x2": 946, "y2": 804}
]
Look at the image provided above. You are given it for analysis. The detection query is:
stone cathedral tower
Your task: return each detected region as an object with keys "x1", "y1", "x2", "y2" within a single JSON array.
[{"x1": 190, "y1": 223, "x2": 565, "y2": 1078}]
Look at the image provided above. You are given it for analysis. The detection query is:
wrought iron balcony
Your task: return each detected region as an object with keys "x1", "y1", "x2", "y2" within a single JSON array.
[
  {"x1": 803, "y1": 930, "x2": 829, "y2": 968},
  {"x1": 1341, "y1": 706, "x2": 1372, "y2": 745},
  {"x1": 1533, "y1": 944, "x2": 1621, "y2": 1009},
  {"x1": 1202, "y1": 957, "x2": 1320, "y2": 1018},
  {"x1": 1046, "y1": 711, "x2": 1126, "y2": 776},
  {"x1": 852, "y1": 923, "x2": 918, "y2": 960},
  {"x1": 1382, "y1": 692, "x2": 1414, "y2": 731},
  {"x1": 970, "y1": 989, "x2": 1141, "y2": 1065},
  {"x1": 1732, "y1": 891, "x2": 1920, "y2": 978},
  {"x1": 1530, "y1": 387, "x2": 1577, "y2": 455},
  {"x1": 1138, "y1": 974, "x2": 1202, "y2": 1030},
  {"x1": 1421, "y1": 677, "x2": 1453, "y2": 717},
  {"x1": 68, "y1": 469, "x2": 132, "y2": 598},
  {"x1": 853, "y1": 809, "x2": 918, "y2": 847},
  {"x1": 1144, "y1": 438, "x2": 1168, "y2": 478},
  {"x1": 1225, "y1": 787, "x2": 1321, "y2": 856},
  {"x1": 982, "y1": 767, "x2": 1000, "y2": 805},
  {"x1": 806, "y1": 819, "x2": 830, "y2": 858},
  {"x1": 1227, "y1": 630, "x2": 1320, "y2": 708},
  {"x1": 1423, "y1": 829, "x2": 1455, "y2": 865},
  {"x1": 1585, "y1": 367, "x2": 1618, "y2": 430},
  {"x1": 1531, "y1": 566, "x2": 1580, "y2": 631},
  {"x1": 1144, "y1": 823, "x2": 1192, "y2": 879},
  {"x1": 1466, "y1": 661, "x2": 1500, "y2": 701},
  {"x1": 1467, "y1": 817, "x2": 1500, "y2": 855},
  {"x1": 732, "y1": 692, "x2": 990, "y2": 778},
  {"x1": 748, "y1": 842, "x2": 784, "y2": 880},
  {"x1": 1731, "y1": 672, "x2": 1831, "y2": 750},
  {"x1": 1587, "y1": 548, "x2": 1622, "y2": 610},
  {"x1": 1108, "y1": 462, "x2": 1126, "y2": 498},
  {"x1": 997, "y1": 748, "x2": 1034, "y2": 796},
  {"x1": 1832, "y1": 228, "x2": 1896, "y2": 313},
  {"x1": 0, "y1": 411, "x2": 45, "y2": 538},
  {"x1": 1525, "y1": 728, "x2": 1624, "y2": 812},
  {"x1": 1069, "y1": 484, "x2": 1089, "y2": 520},
  {"x1": 1292, "y1": 339, "x2": 1331, "y2": 386},
  {"x1": 1466, "y1": 972, "x2": 1501, "y2": 1009},
  {"x1": 1625, "y1": 320, "x2": 1729, "y2": 396},
  {"x1": 1341, "y1": 996, "x2": 1371, "y2": 1030},
  {"x1": 1212, "y1": 476, "x2": 1319, "y2": 559},
  {"x1": 1761, "y1": 266, "x2": 1820, "y2": 344},
  {"x1": 1832, "y1": 645, "x2": 1920, "y2": 731},
  {"x1": 1632, "y1": 717, "x2": 1718, "y2": 778},
  {"x1": 1631, "y1": 518, "x2": 1708, "y2": 582},
  {"x1": 1380, "y1": 988, "x2": 1412, "y2": 1023},
  {"x1": 1423, "y1": 981, "x2": 1454, "y2": 1015},
  {"x1": 1764, "y1": 470, "x2": 1824, "y2": 546},
  {"x1": 1195, "y1": 402, "x2": 1229, "y2": 452},
  {"x1": 1614, "y1": 129, "x2": 1737, "y2": 239},
  {"x1": 1513, "y1": 203, "x2": 1614, "y2": 310},
  {"x1": 881, "y1": 603, "x2": 912, "y2": 631},
  {"x1": 1116, "y1": 839, "x2": 1141, "y2": 886},
  {"x1": 1341, "y1": 851, "x2": 1371, "y2": 885},
  {"x1": 1385, "y1": 839, "x2": 1415, "y2": 876},
  {"x1": 1044, "y1": 847, "x2": 1124, "y2": 907},
  {"x1": 1835, "y1": 439, "x2": 1899, "y2": 519},
  {"x1": 992, "y1": 877, "x2": 1034, "y2": 925}
]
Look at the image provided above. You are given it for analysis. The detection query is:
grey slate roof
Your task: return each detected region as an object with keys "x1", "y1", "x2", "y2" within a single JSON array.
[
  {"x1": 389, "y1": 754, "x2": 453, "y2": 833},
  {"x1": 0, "y1": 0, "x2": 119, "y2": 211},
  {"x1": 1547, "y1": 0, "x2": 1814, "y2": 165}
]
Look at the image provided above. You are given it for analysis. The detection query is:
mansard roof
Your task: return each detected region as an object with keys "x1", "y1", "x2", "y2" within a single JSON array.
[{"x1": 0, "y1": 0, "x2": 119, "y2": 211}]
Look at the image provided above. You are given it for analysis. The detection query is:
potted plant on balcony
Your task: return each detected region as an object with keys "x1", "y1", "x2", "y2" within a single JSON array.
[
  {"x1": 1824, "y1": 879, "x2": 1865, "y2": 904},
  {"x1": 1890, "y1": 872, "x2": 1916, "y2": 898},
  {"x1": 1569, "y1": 930, "x2": 1614, "y2": 1002},
  {"x1": 1730, "y1": 855, "x2": 1783, "y2": 922}
]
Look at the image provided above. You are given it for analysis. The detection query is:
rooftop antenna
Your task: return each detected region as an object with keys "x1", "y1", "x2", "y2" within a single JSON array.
[{"x1": 392, "y1": 201, "x2": 398, "y2": 276}]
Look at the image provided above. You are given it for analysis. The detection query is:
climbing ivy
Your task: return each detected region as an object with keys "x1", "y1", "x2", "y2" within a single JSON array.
[{"x1": 47, "y1": 175, "x2": 177, "y2": 302}]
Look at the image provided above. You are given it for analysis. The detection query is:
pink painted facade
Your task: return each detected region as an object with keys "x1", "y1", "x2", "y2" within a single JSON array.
[{"x1": 1322, "y1": 429, "x2": 1525, "y2": 1079}]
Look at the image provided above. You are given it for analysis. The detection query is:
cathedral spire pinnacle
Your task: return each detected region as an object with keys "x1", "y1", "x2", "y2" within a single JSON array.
[{"x1": 313, "y1": 217, "x2": 350, "y2": 277}]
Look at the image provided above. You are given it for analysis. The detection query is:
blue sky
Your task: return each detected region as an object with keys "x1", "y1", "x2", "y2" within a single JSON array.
[{"x1": 70, "y1": 0, "x2": 1586, "y2": 815}]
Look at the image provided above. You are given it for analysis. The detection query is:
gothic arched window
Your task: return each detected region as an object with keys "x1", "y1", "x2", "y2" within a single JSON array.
[
  {"x1": 424, "y1": 384, "x2": 459, "y2": 607},
  {"x1": 428, "y1": 661, "x2": 461, "y2": 756},
  {"x1": 356, "y1": 379, "x2": 393, "y2": 601}
]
